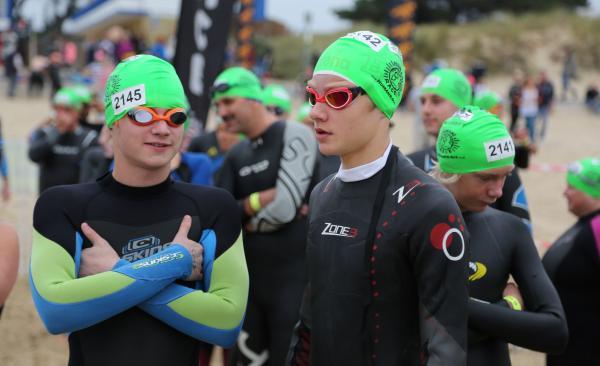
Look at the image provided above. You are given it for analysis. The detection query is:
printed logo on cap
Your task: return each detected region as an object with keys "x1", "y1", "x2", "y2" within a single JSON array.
[
  {"x1": 384, "y1": 61, "x2": 404, "y2": 97},
  {"x1": 438, "y1": 129, "x2": 460, "y2": 155}
]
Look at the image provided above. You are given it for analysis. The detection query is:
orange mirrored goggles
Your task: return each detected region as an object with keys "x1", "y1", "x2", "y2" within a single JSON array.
[{"x1": 126, "y1": 107, "x2": 187, "y2": 127}]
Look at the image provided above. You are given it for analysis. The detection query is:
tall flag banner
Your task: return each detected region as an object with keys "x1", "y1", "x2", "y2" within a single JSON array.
[
  {"x1": 173, "y1": 0, "x2": 235, "y2": 130},
  {"x1": 387, "y1": 0, "x2": 417, "y2": 99},
  {"x1": 236, "y1": 0, "x2": 255, "y2": 69}
]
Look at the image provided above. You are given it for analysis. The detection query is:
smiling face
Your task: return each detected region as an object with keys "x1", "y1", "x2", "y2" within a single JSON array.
[
  {"x1": 214, "y1": 96, "x2": 260, "y2": 135},
  {"x1": 111, "y1": 107, "x2": 184, "y2": 174},
  {"x1": 307, "y1": 74, "x2": 389, "y2": 166},
  {"x1": 446, "y1": 165, "x2": 514, "y2": 212}
]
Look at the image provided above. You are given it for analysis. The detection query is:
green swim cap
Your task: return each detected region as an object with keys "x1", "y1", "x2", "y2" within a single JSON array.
[
  {"x1": 473, "y1": 91, "x2": 502, "y2": 111},
  {"x1": 72, "y1": 85, "x2": 93, "y2": 104},
  {"x1": 313, "y1": 30, "x2": 405, "y2": 119},
  {"x1": 104, "y1": 54, "x2": 187, "y2": 128},
  {"x1": 437, "y1": 106, "x2": 515, "y2": 174},
  {"x1": 53, "y1": 88, "x2": 82, "y2": 111},
  {"x1": 211, "y1": 67, "x2": 262, "y2": 102},
  {"x1": 296, "y1": 102, "x2": 312, "y2": 122},
  {"x1": 421, "y1": 68, "x2": 472, "y2": 108},
  {"x1": 262, "y1": 84, "x2": 292, "y2": 113},
  {"x1": 567, "y1": 158, "x2": 600, "y2": 198}
]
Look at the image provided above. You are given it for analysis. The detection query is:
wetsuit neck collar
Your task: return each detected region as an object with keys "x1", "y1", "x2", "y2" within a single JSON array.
[
  {"x1": 98, "y1": 172, "x2": 173, "y2": 196},
  {"x1": 336, "y1": 140, "x2": 393, "y2": 182},
  {"x1": 580, "y1": 208, "x2": 600, "y2": 222}
]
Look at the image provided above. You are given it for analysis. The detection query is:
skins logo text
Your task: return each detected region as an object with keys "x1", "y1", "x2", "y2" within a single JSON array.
[{"x1": 122, "y1": 235, "x2": 172, "y2": 262}]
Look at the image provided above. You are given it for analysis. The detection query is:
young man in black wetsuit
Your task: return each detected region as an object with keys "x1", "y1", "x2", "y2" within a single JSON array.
[
  {"x1": 211, "y1": 67, "x2": 318, "y2": 365},
  {"x1": 29, "y1": 55, "x2": 249, "y2": 366},
  {"x1": 408, "y1": 68, "x2": 531, "y2": 227},
  {"x1": 543, "y1": 158, "x2": 600, "y2": 365},
  {"x1": 287, "y1": 31, "x2": 469, "y2": 365},
  {"x1": 431, "y1": 106, "x2": 568, "y2": 365},
  {"x1": 28, "y1": 88, "x2": 98, "y2": 193}
]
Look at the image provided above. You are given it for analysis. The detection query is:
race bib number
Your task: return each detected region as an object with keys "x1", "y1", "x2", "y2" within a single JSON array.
[
  {"x1": 343, "y1": 31, "x2": 386, "y2": 52},
  {"x1": 422, "y1": 75, "x2": 441, "y2": 89},
  {"x1": 484, "y1": 137, "x2": 515, "y2": 162},
  {"x1": 112, "y1": 84, "x2": 146, "y2": 114}
]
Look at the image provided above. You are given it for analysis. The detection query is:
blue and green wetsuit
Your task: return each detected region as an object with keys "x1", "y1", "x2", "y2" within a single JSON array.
[{"x1": 30, "y1": 173, "x2": 249, "y2": 366}]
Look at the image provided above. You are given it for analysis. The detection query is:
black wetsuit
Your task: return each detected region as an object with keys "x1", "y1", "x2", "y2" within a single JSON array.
[
  {"x1": 543, "y1": 209, "x2": 600, "y2": 365},
  {"x1": 28, "y1": 125, "x2": 98, "y2": 193},
  {"x1": 79, "y1": 146, "x2": 112, "y2": 183},
  {"x1": 30, "y1": 173, "x2": 248, "y2": 366},
  {"x1": 465, "y1": 208, "x2": 568, "y2": 365},
  {"x1": 407, "y1": 147, "x2": 531, "y2": 227},
  {"x1": 188, "y1": 131, "x2": 227, "y2": 182},
  {"x1": 217, "y1": 121, "x2": 317, "y2": 365},
  {"x1": 316, "y1": 153, "x2": 340, "y2": 182},
  {"x1": 288, "y1": 147, "x2": 470, "y2": 365}
]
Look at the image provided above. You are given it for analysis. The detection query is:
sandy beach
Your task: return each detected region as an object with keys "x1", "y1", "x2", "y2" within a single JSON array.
[{"x1": 0, "y1": 71, "x2": 598, "y2": 365}]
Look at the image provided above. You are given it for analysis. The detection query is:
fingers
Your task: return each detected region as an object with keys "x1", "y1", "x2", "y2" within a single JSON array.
[
  {"x1": 173, "y1": 215, "x2": 192, "y2": 242},
  {"x1": 81, "y1": 222, "x2": 109, "y2": 247}
]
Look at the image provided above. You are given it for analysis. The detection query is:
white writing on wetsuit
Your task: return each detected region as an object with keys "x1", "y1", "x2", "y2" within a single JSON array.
[
  {"x1": 321, "y1": 222, "x2": 359, "y2": 238},
  {"x1": 52, "y1": 145, "x2": 81, "y2": 155},
  {"x1": 239, "y1": 160, "x2": 269, "y2": 177}
]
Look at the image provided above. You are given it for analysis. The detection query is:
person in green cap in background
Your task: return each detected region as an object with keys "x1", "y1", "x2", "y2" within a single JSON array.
[
  {"x1": 408, "y1": 68, "x2": 532, "y2": 229},
  {"x1": 474, "y1": 90, "x2": 534, "y2": 171},
  {"x1": 543, "y1": 157, "x2": 600, "y2": 366},
  {"x1": 29, "y1": 54, "x2": 249, "y2": 366},
  {"x1": 262, "y1": 83, "x2": 292, "y2": 120},
  {"x1": 28, "y1": 87, "x2": 98, "y2": 193},
  {"x1": 211, "y1": 66, "x2": 317, "y2": 365},
  {"x1": 288, "y1": 31, "x2": 469, "y2": 365},
  {"x1": 430, "y1": 106, "x2": 567, "y2": 365},
  {"x1": 73, "y1": 84, "x2": 104, "y2": 134},
  {"x1": 295, "y1": 101, "x2": 341, "y2": 181}
]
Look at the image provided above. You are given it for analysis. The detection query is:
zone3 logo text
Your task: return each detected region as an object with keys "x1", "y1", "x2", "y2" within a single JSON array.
[{"x1": 321, "y1": 222, "x2": 358, "y2": 238}]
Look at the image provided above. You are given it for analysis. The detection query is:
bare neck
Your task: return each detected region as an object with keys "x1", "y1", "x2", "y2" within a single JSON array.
[
  {"x1": 341, "y1": 129, "x2": 390, "y2": 169},
  {"x1": 111, "y1": 158, "x2": 171, "y2": 187}
]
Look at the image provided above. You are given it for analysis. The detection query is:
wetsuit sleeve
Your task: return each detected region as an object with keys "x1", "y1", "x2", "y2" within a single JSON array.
[
  {"x1": 30, "y1": 189, "x2": 195, "y2": 335},
  {"x1": 468, "y1": 219, "x2": 568, "y2": 353},
  {"x1": 248, "y1": 123, "x2": 317, "y2": 232},
  {"x1": 28, "y1": 126, "x2": 60, "y2": 162},
  {"x1": 409, "y1": 190, "x2": 469, "y2": 365},
  {"x1": 138, "y1": 192, "x2": 249, "y2": 347},
  {"x1": 0, "y1": 157, "x2": 7, "y2": 178},
  {"x1": 286, "y1": 284, "x2": 312, "y2": 365},
  {"x1": 492, "y1": 170, "x2": 531, "y2": 228},
  {"x1": 0, "y1": 136, "x2": 7, "y2": 178}
]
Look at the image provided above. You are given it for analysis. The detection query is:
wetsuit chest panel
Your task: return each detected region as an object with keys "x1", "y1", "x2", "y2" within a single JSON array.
[
  {"x1": 85, "y1": 218, "x2": 202, "y2": 263},
  {"x1": 227, "y1": 122, "x2": 285, "y2": 199},
  {"x1": 465, "y1": 211, "x2": 512, "y2": 301}
]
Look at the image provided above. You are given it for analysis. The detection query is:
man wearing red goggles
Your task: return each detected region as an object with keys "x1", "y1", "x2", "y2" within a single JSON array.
[{"x1": 288, "y1": 31, "x2": 470, "y2": 366}]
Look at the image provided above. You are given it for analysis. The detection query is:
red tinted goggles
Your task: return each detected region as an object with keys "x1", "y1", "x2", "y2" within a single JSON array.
[
  {"x1": 306, "y1": 86, "x2": 365, "y2": 109},
  {"x1": 127, "y1": 107, "x2": 187, "y2": 127}
]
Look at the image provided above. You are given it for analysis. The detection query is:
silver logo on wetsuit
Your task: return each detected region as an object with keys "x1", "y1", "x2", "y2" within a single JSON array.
[
  {"x1": 321, "y1": 222, "x2": 358, "y2": 238},
  {"x1": 239, "y1": 160, "x2": 270, "y2": 177},
  {"x1": 122, "y1": 235, "x2": 172, "y2": 262}
]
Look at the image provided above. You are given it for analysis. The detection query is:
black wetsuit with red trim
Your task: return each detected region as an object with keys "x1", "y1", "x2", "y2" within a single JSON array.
[
  {"x1": 542, "y1": 209, "x2": 600, "y2": 365},
  {"x1": 288, "y1": 147, "x2": 470, "y2": 365},
  {"x1": 465, "y1": 208, "x2": 568, "y2": 365}
]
